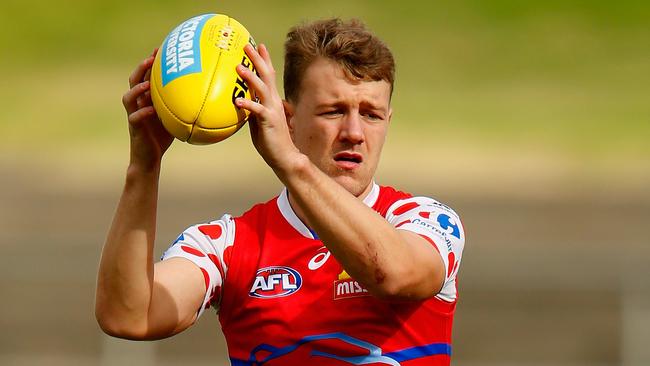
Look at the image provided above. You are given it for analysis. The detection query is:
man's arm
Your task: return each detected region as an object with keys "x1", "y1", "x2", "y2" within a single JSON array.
[
  {"x1": 286, "y1": 163, "x2": 446, "y2": 300},
  {"x1": 95, "y1": 52, "x2": 205, "y2": 340},
  {"x1": 235, "y1": 44, "x2": 446, "y2": 301}
]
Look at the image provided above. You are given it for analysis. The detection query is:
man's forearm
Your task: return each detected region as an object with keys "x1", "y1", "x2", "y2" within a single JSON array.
[
  {"x1": 95, "y1": 164, "x2": 161, "y2": 334},
  {"x1": 279, "y1": 158, "x2": 428, "y2": 298}
]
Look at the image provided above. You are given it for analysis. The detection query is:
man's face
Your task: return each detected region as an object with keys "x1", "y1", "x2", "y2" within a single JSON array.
[{"x1": 286, "y1": 58, "x2": 392, "y2": 197}]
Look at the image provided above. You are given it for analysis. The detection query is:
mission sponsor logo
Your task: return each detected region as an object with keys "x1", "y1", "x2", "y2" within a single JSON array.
[
  {"x1": 334, "y1": 270, "x2": 369, "y2": 300},
  {"x1": 249, "y1": 266, "x2": 302, "y2": 299}
]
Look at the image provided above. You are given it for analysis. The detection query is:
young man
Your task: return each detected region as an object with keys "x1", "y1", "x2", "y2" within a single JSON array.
[{"x1": 96, "y1": 18, "x2": 465, "y2": 365}]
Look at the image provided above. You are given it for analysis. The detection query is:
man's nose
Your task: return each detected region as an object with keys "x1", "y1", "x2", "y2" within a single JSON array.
[{"x1": 339, "y1": 112, "x2": 364, "y2": 144}]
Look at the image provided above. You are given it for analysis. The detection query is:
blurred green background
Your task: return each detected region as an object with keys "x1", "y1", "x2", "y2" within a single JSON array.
[
  {"x1": 2, "y1": 0, "x2": 649, "y2": 161},
  {"x1": 1, "y1": 1, "x2": 648, "y2": 365}
]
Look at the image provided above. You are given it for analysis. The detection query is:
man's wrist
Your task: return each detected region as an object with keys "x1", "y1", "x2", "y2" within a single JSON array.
[
  {"x1": 126, "y1": 161, "x2": 161, "y2": 183},
  {"x1": 272, "y1": 151, "x2": 311, "y2": 185}
]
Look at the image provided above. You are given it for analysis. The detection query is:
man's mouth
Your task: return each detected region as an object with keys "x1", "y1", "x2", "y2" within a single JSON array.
[{"x1": 334, "y1": 152, "x2": 363, "y2": 169}]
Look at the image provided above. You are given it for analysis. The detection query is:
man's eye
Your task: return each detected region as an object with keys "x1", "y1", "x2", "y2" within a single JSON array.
[
  {"x1": 363, "y1": 113, "x2": 382, "y2": 121},
  {"x1": 320, "y1": 110, "x2": 341, "y2": 116}
]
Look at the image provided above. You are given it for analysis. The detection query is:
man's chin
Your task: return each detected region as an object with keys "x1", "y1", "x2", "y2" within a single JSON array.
[{"x1": 332, "y1": 176, "x2": 371, "y2": 198}]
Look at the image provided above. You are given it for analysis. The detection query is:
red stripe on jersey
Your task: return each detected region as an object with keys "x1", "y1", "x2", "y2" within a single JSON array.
[
  {"x1": 199, "y1": 267, "x2": 210, "y2": 291},
  {"x1": 223, "y1": 246, "x2": 233, "y2": 267},
  {"x1": 208, "y1": 254, "x2": 225, "y2": 280},
  {"x1": 447, "y1": 252, "x2": 456, "y2": 278},
  {"x1": 395, "y1": 220, "x2": 411, "y2": 228},
  {"x1": 418, "y1": 234, "x2": 441, "y2": 254},
  {"x1": 392, "y1": 201, "x2": 419, "y2": 215},
  {"x1": 181, "y1": 245, "x2": 205, "y2": 257},
  {"x1": 372, "y1": 186, "x2": 412, "y2": 216},
  {"x1": 205, "y1": 286, "x2": 216, "y2": 309},
  {"x1": 198, "y1": 224, "x2": 223, "y2": 239}
]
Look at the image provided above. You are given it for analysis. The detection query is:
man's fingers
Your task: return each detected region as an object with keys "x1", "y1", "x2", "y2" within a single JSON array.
[
  {"x1": 129, "y1": 56, "x2": 155, "y2": 88},
  {"x1": 258, "y1": 44, "x2": 275, "y2": 72},
  {"x1": 144, "y1": 67, "x2": 152, "y2": 82},
  {"x1": 235, "y1": 97, "x2": 264, "y2": 116},
  {"x1": 127, "y1": 106, "x2": 156, "y2": 126},
  {"x1": 256, "y1": 44, "x2": 278, "y2": 95},
  {"x1": 143, "y1": 90, "x2": 152, "y2": 105},
  {"x1": 244, "y1": 44, "x2": 276, "y2": 86},
  {"x1": 236, "y1": 64, "x2": 269, "y2": 102},
  {"x1": 137, "y1": 90, "x2": 153, "y2": 110},
  {"x1": 123, "y1": 81, "x2": 151, "y2": 113}
]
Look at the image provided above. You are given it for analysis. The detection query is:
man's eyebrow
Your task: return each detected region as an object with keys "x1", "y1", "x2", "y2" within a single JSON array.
[
  {"x1": 314, "y1": 101, "x2": 344, "y2": 109},
  {"x1": 312, "y1": 99, "x2": 388, "y2": 114},
  {"x1": 359, "y1": 100, "x2": 387, "y2": 113}
]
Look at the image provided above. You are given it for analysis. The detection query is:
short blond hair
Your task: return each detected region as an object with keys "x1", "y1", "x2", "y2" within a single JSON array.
[{"x1": 283, "y1": 18, "x2": 395, "y2": 102}]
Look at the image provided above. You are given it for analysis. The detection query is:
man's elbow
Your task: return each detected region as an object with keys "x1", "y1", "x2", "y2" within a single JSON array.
[
  {"x1": 368, "y1": 268, "x2": 443, "y2": 302},
  {"x1": 95, "y1": 306, "x2": 150, "y2": 340},
  {"x1": 370, "y1": 282, "x2": 432, "y2": 302}
]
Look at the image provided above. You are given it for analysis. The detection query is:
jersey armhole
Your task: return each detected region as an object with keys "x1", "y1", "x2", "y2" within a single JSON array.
[{"x1": 216, "y1": 217, "x2": 241, "y2": 325}]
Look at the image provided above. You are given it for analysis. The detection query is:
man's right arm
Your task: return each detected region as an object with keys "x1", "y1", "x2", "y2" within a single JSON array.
[{"x1": 94, "y1": 52, "x2": 206, "y2": 340}]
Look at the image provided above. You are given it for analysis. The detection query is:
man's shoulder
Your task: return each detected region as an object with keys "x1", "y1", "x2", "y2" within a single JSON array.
[
  {"x1": 377, "y1": 185, "x2": 413, "y2": 200},
  {"x1": 233, "y1": 195, "x2": 280, "y2": 220},
  {"x1": 228, "y1": 194, "x2": 287, "y2": 238},
  {"x1": 376, "y1": 185, "x2": 460, "y2": 219},
  {"x1": 374, "y1": 185, "x2": 413, "y2": 216}
]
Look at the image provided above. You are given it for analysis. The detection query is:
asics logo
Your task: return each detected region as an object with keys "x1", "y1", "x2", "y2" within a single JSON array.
[{"x1": 308, "y1": 247, "x2": 331, "y2": 270}]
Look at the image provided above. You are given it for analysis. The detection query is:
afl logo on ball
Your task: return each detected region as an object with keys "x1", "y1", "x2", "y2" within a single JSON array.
[{"x1": 249, "y1": 266, "x2": 302, "y2": 299}]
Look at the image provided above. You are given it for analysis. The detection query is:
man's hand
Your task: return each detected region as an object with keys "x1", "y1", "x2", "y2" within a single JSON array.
[
  {"x1": 234, "y1": 44, "x2": 305, "y2": 175},
  {"x1": 122, "y1": 49, "x2": 174, "y2": 171}
]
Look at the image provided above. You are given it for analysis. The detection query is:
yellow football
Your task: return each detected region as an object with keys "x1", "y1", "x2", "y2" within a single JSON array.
[{"x1": 150, "y1": 14, "x2": 256, "y2": 145}]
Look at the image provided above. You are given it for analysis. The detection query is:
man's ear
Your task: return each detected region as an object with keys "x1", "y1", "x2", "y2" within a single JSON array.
[{"x1": 283, "y1": 100, "x2": 295, "y2": 133}]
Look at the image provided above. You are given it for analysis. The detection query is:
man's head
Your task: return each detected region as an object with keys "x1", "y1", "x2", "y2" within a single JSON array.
[{"x1": 282, "y1": 18, "x2": 395, "y2": 197}]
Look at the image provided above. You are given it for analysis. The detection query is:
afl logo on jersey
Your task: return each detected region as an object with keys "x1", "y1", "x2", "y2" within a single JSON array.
[{"x1": 249, "y1": 266, "x2": 302, "y2": 299}]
